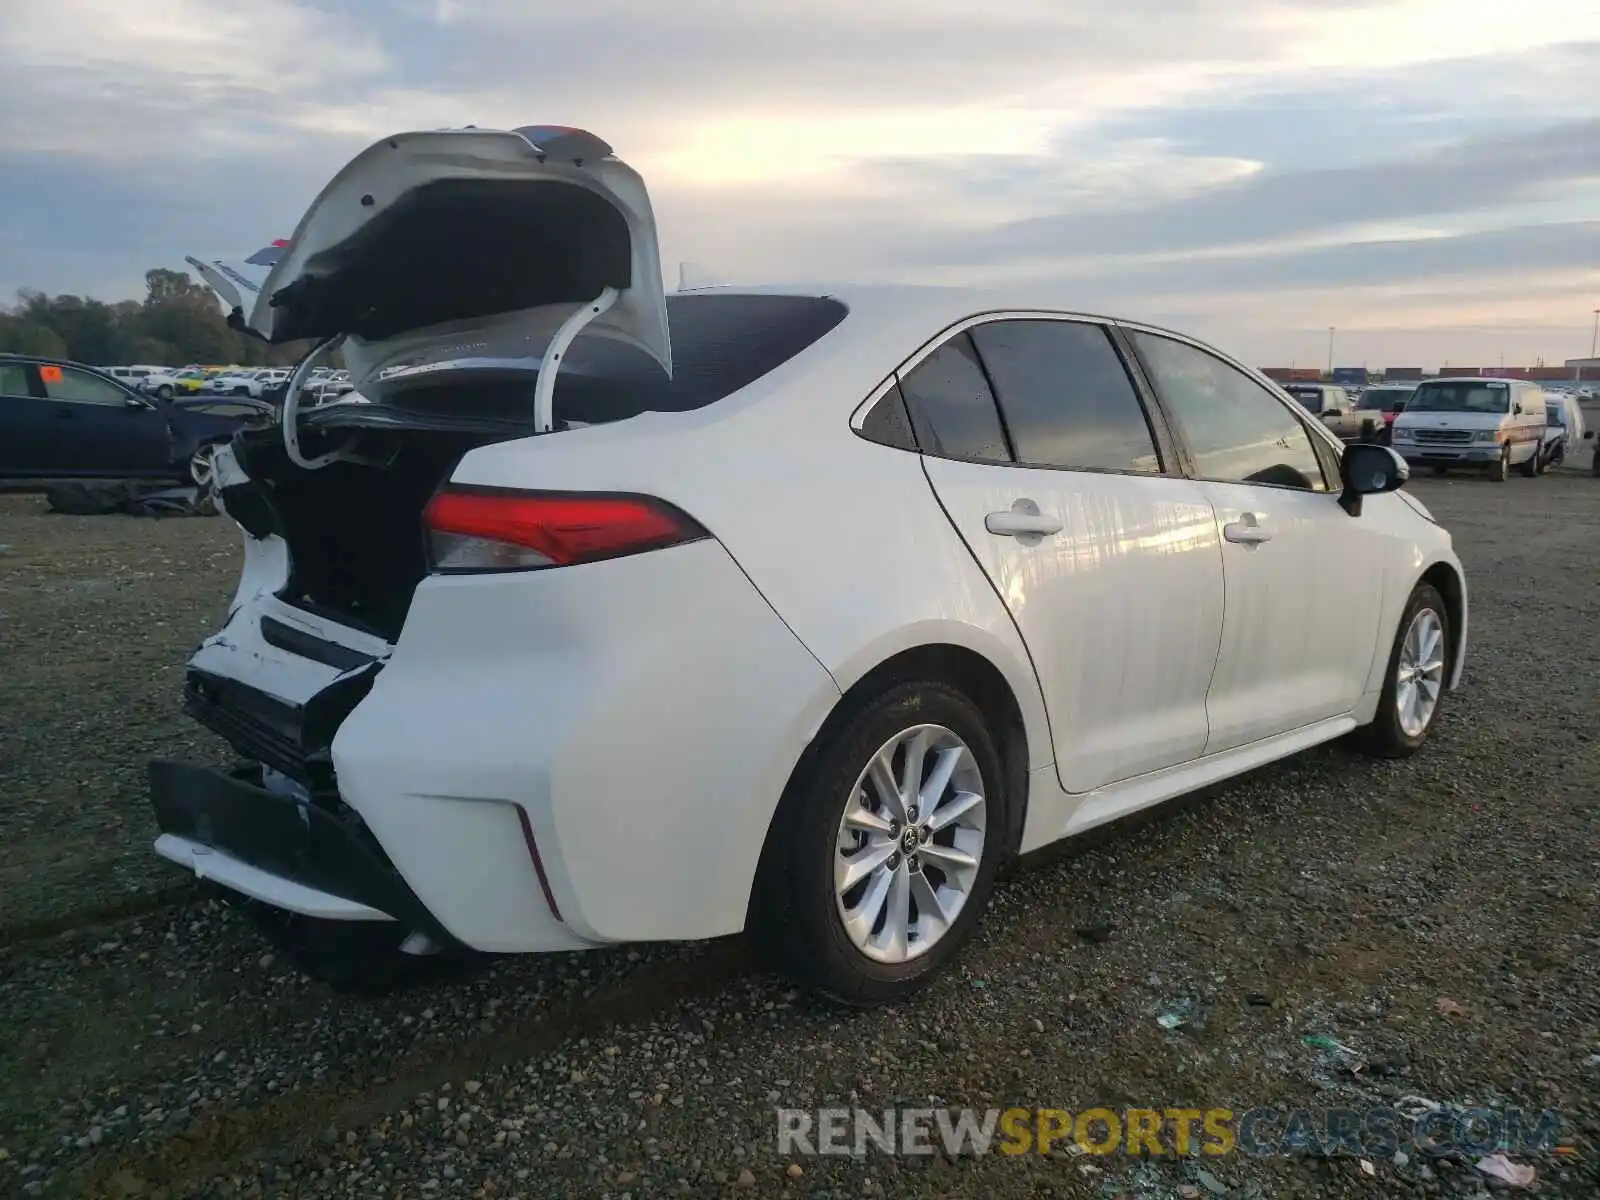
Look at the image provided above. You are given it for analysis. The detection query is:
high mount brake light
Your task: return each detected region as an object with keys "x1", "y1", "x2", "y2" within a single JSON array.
[{"x1": 422, "y1": 488, "x2": 709, "y2": 573}]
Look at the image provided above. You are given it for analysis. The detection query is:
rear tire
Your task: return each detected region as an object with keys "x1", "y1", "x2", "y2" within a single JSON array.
[
  {"x1": 1359, "y1": 583, "x2": 1449, "y2": 759},
  {"x1": 1432, "y1": 465, "x2": 1449, "y2": 476},
  {"x1": 752, "y1": 682, "x2": 1008, "y2": 1005}
]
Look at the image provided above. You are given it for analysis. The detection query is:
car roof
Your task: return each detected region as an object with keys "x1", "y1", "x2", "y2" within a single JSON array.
[{"x1": 1426, "y1": 376, "x2": 1534, "y2": 385}]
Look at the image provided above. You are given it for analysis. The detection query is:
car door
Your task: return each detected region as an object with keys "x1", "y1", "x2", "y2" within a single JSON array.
[
  {"x1": 37, "y1": 363, "x2": 175, "y2": 475},
  {"x1": 0, "y1": 360, "x2": 50, "y2": 476},
  {"x1": 906, "y1": 317, "x2": 1227, "y2": 794},
  {"x1": 1125, "y1": 329, "x2": 1388, "y2": 753}
]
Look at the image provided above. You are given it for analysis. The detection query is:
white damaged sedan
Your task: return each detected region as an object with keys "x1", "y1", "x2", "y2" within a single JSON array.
[{"x1": 155, "y1": 125, "x2": 1467, "y2": 1004}]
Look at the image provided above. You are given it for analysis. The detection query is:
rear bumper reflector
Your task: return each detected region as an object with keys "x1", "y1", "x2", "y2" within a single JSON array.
[{"x1": 515, "y1": 805, "x2": 564, "y2": 922}]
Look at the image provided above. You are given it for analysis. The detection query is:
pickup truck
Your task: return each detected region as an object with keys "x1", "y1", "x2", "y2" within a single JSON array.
[{"x1": 1282, "y1": 383, "x2": 1371, "y2": 441}]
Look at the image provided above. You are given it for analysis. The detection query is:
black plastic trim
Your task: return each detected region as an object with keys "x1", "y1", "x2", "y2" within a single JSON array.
[
  {"x1": 260, "y1": 615, "x2": 376, "y2": 672},
  {"x1": 183, "y1": 664, "x2": 380, "y2": 788},
  {"x1": 148, "y1": 759, "x2": 460, "y2": 948}
]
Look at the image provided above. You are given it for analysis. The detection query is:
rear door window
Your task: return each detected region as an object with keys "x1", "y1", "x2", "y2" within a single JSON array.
[
  {"x1": 967, "y1": 319, "x2": 1162, "y2": 473},
  {"x1": 41, "y1": 364, "x2": 131, "y2": 406},
  {"x1": 896, "y1": 332, "x2": 1012, "y2": 463}
]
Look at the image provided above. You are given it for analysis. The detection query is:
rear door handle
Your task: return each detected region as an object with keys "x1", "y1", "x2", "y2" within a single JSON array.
[
  {"x1": 985, "y1": 500, "x2": 1064, "y2": 538},
  {"x1": 1223, "y1": 512, "x2": 1272, "y2": 545}
]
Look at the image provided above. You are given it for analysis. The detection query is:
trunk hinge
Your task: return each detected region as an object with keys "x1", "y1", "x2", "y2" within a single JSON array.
[
  {"x1": 533, "y1": 287, "x2": 619, "y2": 433},
  {"x1": 282, "y1": 334, "x2": 353, "y2": 470}
]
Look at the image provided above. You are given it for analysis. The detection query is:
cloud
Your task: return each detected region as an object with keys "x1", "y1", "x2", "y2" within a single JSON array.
[
  {"x1": 913, "y1": 118, "x2": 1600, "y2": 268},
  {"x1": 1, "y1": 0, "x2": 1597, "y2": 362}
]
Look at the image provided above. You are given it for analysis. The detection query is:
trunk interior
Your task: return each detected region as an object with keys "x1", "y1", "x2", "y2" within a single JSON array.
[{"x1": 227, "y1": 414, "x2": 513, "y2": 643}]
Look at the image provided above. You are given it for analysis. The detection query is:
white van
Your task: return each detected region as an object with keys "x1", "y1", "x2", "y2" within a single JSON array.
[
  {"x1": 103, "y1": 364, "x2": 161, "y2": 385},
  {"x1": 1539, "y1": 391, "x2": 1588, "y2": 470},
  {"x1": 1390, "y1": 377, "x2": 1547, "y2": 481}
]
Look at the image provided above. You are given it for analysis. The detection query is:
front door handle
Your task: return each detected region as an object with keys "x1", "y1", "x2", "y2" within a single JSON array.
[
  {"x1": 985, "y1": 500, "x2": 1064, "y2": 538},
  {"x1": 1223, "y1": 512, "x2": 1272, "y2": 545}
]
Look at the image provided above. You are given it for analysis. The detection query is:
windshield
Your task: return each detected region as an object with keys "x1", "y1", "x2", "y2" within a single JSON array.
[
  {"x1": 1406, "y1": 381, "x2": 1510, "y2": 414},
  {"x1": 1358, "y1": 388, "x2": 1411, "y2": 411}
]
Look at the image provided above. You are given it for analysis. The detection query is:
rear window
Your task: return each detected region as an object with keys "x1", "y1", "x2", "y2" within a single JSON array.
[
  {"x1": 382, "y1": 293, "x2": 848, "y2": 424},
  {"x1": 1357, "y1": 388, "x2": 1410, "y2": 410}
]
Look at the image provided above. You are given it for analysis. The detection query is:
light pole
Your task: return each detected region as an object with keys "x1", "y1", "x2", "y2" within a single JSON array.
[
  {"x1": 1327, "y1": 326, "x2": 1335, "y2": 378},
  {"x1": 1591, "y1": 308, "x2": 1598, "y2": 358}
]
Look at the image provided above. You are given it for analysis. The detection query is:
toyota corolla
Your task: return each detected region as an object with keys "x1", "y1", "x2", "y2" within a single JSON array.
[{"x1": 153, "y1": 125, "x2": 1468, "y2": 1004}]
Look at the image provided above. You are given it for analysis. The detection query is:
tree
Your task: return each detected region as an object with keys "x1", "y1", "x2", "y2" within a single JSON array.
[
  {"x1": 2, "y1": 268, "x2": 342, "y2": 368},
  {"x1": 0, "y1": 313, "x2": 68, "y2": 357}
]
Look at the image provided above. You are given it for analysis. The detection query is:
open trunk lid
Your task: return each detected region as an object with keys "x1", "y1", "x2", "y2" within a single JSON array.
[{"x1": 213, "y1": 125, "x2": 670, "y2": 401}]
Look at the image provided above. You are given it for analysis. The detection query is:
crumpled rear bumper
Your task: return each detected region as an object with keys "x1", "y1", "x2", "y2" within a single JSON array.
[{"x1": 148, "y1": 759, "x2": 456, "y2": 944}]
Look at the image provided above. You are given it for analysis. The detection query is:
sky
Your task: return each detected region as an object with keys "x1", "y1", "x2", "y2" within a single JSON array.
[{"x1": 1, "y1": 0, "x2": 1597, "y2": 367}]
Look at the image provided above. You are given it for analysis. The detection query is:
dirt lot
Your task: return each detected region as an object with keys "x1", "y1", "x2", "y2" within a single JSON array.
[
  {"x1": 0, "y1": 496, "x2": 239, "y2": 941},
  {"x1": 1, "y1": 463, "x2": 1597, "y2": 1199}
]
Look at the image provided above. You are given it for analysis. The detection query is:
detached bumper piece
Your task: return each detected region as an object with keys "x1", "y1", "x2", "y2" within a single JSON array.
[
  {"x1": 148, "y1": 760, "x2": 458, "y2": 947},
  {"x1": 183, "y1": 660, "x2": 378, "y2": 789}
]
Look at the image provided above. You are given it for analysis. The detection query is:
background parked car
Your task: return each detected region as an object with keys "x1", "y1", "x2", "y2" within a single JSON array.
[
  {"x1": 0, "y1": 354, "x2": 272, "y2": 490},
  {"x1": 102, "y1": 364, "x2": 162, "y2": 388},
  {"x1": 139, "y1": 366, "x2": 210, "y2": 399},
  {"x1": 1353, "y1": 383, "x2": 1418, "y2": 444},
  {"x1": 1539, "y1": 392, "x2": 1587, "y2": 470},
  {"x1": 203, "y1": 368, "x2": 289, "y2": 398},
  {"x1": 1282, "y1": 382, "x2": 1367, "y2": 440}
]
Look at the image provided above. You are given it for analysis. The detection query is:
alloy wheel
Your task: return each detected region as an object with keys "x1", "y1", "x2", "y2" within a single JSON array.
[
  {"x1": 1395, "y1": 607, "x2": 1446, "y2": 738},
  {"x1": 190, "y1": 443, "x2": 219, "y2": 490},
  {"x1": 833, "y1": 724, "x2": 987, "y2": 964}
]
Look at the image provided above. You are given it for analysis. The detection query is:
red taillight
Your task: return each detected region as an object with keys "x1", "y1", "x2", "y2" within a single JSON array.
[{"x1": 422, "y1": 487, "x2": 708, "y2": 573}]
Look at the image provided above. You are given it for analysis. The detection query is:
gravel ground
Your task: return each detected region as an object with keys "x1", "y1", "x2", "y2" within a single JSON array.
[
  {"x1": 0, "y1": 494, "x2": 238, "y2": 941},
  {"x1": 1, "y1": 464, "x2": 1597, "y2": 1200}
]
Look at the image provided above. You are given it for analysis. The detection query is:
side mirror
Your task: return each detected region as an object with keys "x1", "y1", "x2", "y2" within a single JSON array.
[
  {"x1": 1585, "y1": 430, "x2": 1595, "y2": 440},
  {"x1": 1338, "y1": 443, "x2": 1408, "y2": 517}
]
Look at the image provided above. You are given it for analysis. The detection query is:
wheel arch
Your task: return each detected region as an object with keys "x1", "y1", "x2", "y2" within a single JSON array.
[
  {"x1": 1418, "y1": 558, "x2": 1468, "y2": 690},
  {"x1": 745, "y1": 640, "x2": 1034, "y2": 933}
]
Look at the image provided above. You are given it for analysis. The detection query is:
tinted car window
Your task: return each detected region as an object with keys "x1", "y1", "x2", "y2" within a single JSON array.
[
  {"x1": 857, "y1": 382, "x2": 918, "y2": 451},
  {"x1": 1284, "y1": 385, "x2": 1328, "y2": 413},
  {"x1": 43, "y1": 365, "x2": 129, "y2": 407},
  {"x1": 1133, "y1": 333, "x2": 1327, "y2": 492},
  {"x1": 1357, "y1": 388, "x2": 1411, "y2": 411},
  {"x1": 897, "y1": 333, "x2": 1011, "y2": 463},
  {"x1": 0, "y1": 363, "x2": 32, "y2": 396},
  {"x1": 968, "y1": 319, "x2": 1160, "y2": 473}
]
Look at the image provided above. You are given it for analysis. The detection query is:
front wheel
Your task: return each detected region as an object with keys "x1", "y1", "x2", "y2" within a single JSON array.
[
  {"x1": 1519, "y1": 444, "x2": 1539, "y2": 477},
  {"x1": 1488, "y1": 444, "x2": 1509, "y2": 482},
  {"x1": 155, "y1": 384, "x2": 174, "y2": 400},
  {"x1": 1359, "y1": 584, "x2": 1449, "y2": 758},
  {"x1": 753, "y1": 683, "x2": 1007, "y2": 1005}
]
